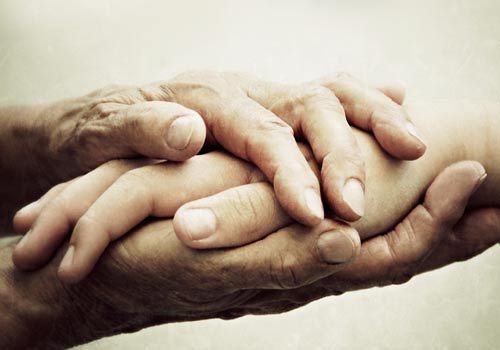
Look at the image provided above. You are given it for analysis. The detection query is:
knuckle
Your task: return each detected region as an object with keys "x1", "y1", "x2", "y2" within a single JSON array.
[
  {"x1": 317, "y1": 71, "x2": 354, "y2": 87},
  {"x1": 382, "y1": 232, "x2": 419, "y2": 286},
  {"x1": 321, "y1": 151, "x2": 365, "y2": 179},
  {"x1": 299, "y1": 85, "x2": 340, "y2": 108},
  {"x1": 301, "y1": 85, "x2": 345, "y2": 117},
  {"x1": 122, "y1": 168, "x2": 147, "y2": 183},
  {"x1": 371, "y1": 105, "x2": 406, "y2": 128},
  {"x1": 270, "y1": 85, "x2": 342, "y2": 121},
  {"x1": 333, "y1": 71, "x2": 353, "y2": 81},
  {"x1": 254, "y1": 117, "x2": 294, "y2": 136},
  {"x1": 89, "y1": 102, "x2": 117, "y2": 119},
  {"x1": 118, "y1": 168, "x2": 155, "y2": 211},
  {"x1": 47, "y1": 182, "x2": 68, "y2": 196},
  {"x1": 121, "y1": 168, "x2": 153, "y2": 191},
  {"x1": 100, "y1": 158, "x2": 135, "y2": 171},
  {"x1": 229, "y1": 187, "x2": 263, "y2": 219},
  {"x1": 246, "y1": 166, "x2": 266, "y2": 183},
  {"x1": 48, "y1": 191, "x2": 72, "y2": 212},
  {"x1": 269, "y1": 252, "x2": 306, "y2": 289},
  {"x1": 75, "y1": 214, "x2": 111, "y2": 243}
]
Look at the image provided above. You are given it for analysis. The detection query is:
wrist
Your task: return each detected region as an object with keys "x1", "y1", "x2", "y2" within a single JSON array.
[
  {"x1": 0, "y1": 104, "x2": 54, "y2": 228},
  {"x1": 0, "y1": 237, "x2": 100, "y2": 349}
]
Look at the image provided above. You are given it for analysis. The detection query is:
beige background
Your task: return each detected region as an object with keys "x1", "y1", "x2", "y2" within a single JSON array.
[{"x1": 1, "y1": 0, "x2": 499, "y2": 349}]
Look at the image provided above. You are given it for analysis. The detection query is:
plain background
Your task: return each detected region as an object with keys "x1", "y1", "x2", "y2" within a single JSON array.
[{"x1": 1, "y1": 0, "x2": 499, "y2": 349}]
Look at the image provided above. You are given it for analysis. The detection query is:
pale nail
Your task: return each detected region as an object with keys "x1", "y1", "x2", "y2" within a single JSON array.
[
  {"x1": 317, "y1": 231, "x2": 355, "y2": 263},
  {"x1": 406, "y1": 122, "x2": 426, "y2": 145},
  {"x1": 305, "y1": 188, "x2": 324, "y2": 220},
  {"x1": 166, "y1": 116, "x2": 194, "y2": 150},
  {"x1": 16, "y1": 230, "x2": 31, "y2": 249},
  {"x1": 342, "y1": 178, "x2": 365, "y2": 217},
  {"x1": 59, "y1": 245, "x2": 75, "y2": 272},
  {"x1": 179, "y1": 208, "x2": 216, "y2": 241}
]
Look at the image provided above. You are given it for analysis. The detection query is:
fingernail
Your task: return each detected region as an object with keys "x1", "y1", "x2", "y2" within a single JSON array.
[
  {"x1": 305, "y1": 188, "x2": 324, "y2": 220},
  {"x1": 473, "y1": 171, "x2": 488, "y2": 192},
  {"x1": 317, "y1": 231, "x2": 355, "y2": 263},
  {"x1": 16, "y1": 230, "x2": 31, "y2": 249},
  {"x1": 406, "y1": 122, "x2": 426, "y2": 145},
  {"x1": 59, "y1": 245, "x2": 75, "y2": 272},
  {"x1": 179, "y1": 208, "x2": 216, "y2": 241},
  {"x1": 342, "y1": 178, "x2": 365, "y2": 217},
  {"x1": 166, "y1": 116, "x2": 194, "y2": 150}
]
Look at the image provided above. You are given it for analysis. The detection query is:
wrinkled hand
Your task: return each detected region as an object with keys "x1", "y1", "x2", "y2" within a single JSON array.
[
  {"x1": 38, "y1": 71, "x2": 425, "y2": 226},
  {"x1": 217, "y1": 162, "x2": 500, "y2": 317},
  {"x1": 161, "y1": 71, "x2": 425, "y2": 223}
]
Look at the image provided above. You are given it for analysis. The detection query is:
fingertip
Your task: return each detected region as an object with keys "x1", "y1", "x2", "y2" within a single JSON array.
[
  {"x1": 164, "y1": 111, "x2": 206, "y2": 161},
  {"x1": 467, "y1": 160, "x2": 486, "y2": 180},
  {"x1": 273, "y1": 164, "x2": 324, "y2": 226},
  {"x1": 12, "y1": 243, "x2": 34, "y2": 271},
  {"x1": 317, "y1": 225, "x2": 360, "y2": 264},
  {"x1": 12, "y1": 230, "x2": 42, "y2": 270},
  {"x1": 321, "y1": 159, "x2": 365, "y2": 222},
  {"x1": 12, "y1": 202, "x2": 39, "y2": 234},
  {"x1": 57, "y1": 267, "x2": 83, "y2": 284},
  {"x1": 341, "y1": 178, "x2": 365, "y2": 220},
  {"x1": 13, "y1": 213, "x2": 31, "y2": 235},
  {"x1": 404, "y1": 122, "x2": 427, "y2": 156},
  {"x1": 373, "y1": 118, "x2": 427, "y2": 160},
  {"x1": 304, "y1": 188, "x2": 325, "y2": 224},
  {"x1": 172, "y1": 208, "x2": 195, "y2": 246}
]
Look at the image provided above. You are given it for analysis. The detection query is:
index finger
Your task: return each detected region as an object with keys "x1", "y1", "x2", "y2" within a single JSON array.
[
  {"x1": 56, "y1": 152, "x2": 264, "y2": 283},
  {"x1": 318, "y1": 73, "x2": 426, "y2": 160}
]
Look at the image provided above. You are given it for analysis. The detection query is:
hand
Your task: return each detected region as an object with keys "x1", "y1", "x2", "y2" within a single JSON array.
[
  {"x1": 5, "y1": 72, "x2": 424, "y2": 227},
  {"x1": 158, "y1": 71, "x2": 425, "y2": 224},
  {"x1": 12, "y1": 150, "x2": 312, "y2": 282},
  {"x1": 4, "y1": 161, "x2": 498, "y2": 349},
  {"x1": 12, "y1": 81, "x2": 424, "y2": 283},
  {"x1": 0, "y1": 95, "x2": 206, "y2": 228},
  {"x1": 224, "y1": 162, "x2": 500, "y2": 316}
]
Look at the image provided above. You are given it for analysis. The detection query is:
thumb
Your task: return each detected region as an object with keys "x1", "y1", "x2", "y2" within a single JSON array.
[
  {"x1": 330, "y1": 160, "x2": 487, "y2": 285},
  {"x1": 98, "y1": 101, "x2": 206, "y2": 162}
]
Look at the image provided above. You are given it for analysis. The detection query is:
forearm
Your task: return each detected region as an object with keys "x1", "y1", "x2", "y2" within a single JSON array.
[
  {"x1": 0, "y1": 105, "x2": 54, "y2": 231},
  {"x1": 0, "y1": 237, "x2": 71, "y2": 348},
  {"x1": 353, "y1": 101, "x2": 500, "y2": 239},
  {"x1": 0, "y1": 101, "x2": 91, "y2": 232}
]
